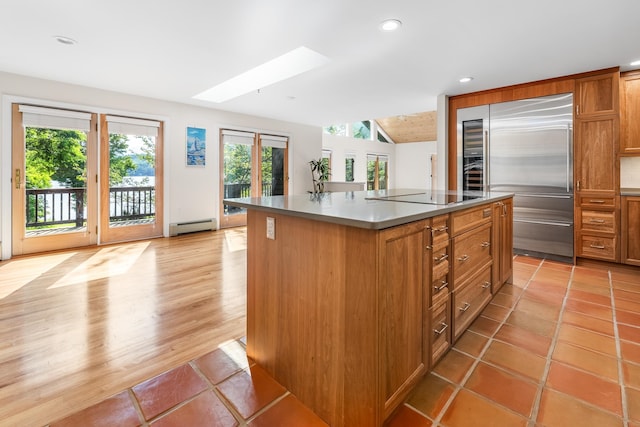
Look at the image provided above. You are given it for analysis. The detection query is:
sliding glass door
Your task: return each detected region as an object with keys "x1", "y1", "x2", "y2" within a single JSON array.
[
  {"x1": 11, "y1": 104, "x2": 98, "y2": 255},
  {"x1": 99, "y1": 115, "x2": 163, "y2": 244},
  {"x1": 220, "y1": 130, "x2": 288, "y2": 228}
]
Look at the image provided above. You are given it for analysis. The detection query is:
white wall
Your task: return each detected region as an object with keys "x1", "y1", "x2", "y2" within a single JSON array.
[
  {"x1": 0, "y1": 71, "x2": 321, "y2": 259},
  {"x1": 321, "y1": 133, "x2": 396, "y2": 187},
  {"x1": 395, "y1": 141, "x2": 437, "y2": 190}
]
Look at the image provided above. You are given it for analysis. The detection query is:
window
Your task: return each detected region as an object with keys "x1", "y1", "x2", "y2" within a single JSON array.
[
  {"x1": 351, "y1": 120, "x2": 371, "y2": 139},
  {"x1": 367, "y1": 154, "x2": 389, "y2": 190},
  {"x1": 323, "y1": 124, "x2": 346, "y2": 136},
  {"x1": 345, "y1": 153, "x2": 355, "y2": 182},
  {"x1": 321, "y1": 150, "x2": 332, "y2": 176},
  {"x1": 323, "y1": 120, "x2": 392, "y2": 143}
]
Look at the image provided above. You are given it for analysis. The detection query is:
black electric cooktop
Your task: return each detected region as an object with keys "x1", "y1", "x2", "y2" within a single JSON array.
[{"x1": 366, "y1": 191, "x2": 483, "y2": 205}]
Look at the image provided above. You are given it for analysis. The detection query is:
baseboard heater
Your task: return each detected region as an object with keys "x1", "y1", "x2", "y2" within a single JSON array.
[{"x1": 169, "y1": 218, "x2": 216, "y2": 236}]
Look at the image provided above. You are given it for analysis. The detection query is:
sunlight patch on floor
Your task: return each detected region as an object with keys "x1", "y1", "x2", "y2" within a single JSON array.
[
  {"x1": 48, "y1": 242, "x2": 150, "y2": 289},
  {"x1": 225, "y1": 229, "x2": 247, "y2": 252},
  {"x1": 0, "y1": 252, "x2": 76, "y2": 299}
]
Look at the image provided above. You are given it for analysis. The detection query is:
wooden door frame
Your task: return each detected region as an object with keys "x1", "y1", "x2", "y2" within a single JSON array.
[
  {"x1": 99, "y1": 114, "x2": 164, "y2": 244},
  {"x1": 219, "y1": 131, "x2": 289, "y2": 229},
  {"x1": 11, "y1": 104, "x2": 98, "y2": 255}
]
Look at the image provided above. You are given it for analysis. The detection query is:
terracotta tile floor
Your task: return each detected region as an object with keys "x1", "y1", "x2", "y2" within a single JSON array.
[{"x1": 47, "y1": 256, "x2": 640, "y2": 427}]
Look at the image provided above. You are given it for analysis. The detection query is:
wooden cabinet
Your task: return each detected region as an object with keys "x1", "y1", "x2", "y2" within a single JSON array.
[
  {"x1": 575, "y1": 193, "x2": 619, "y2": 261},
  {"x1": 621, "y1": 196, "x2": 640, "y2": 266},
  {"x1": 452, "y1": 222, "x2": 492, "y2": 286},
  {"x1": 493, "y1": 199, "x2": 513, "y2": 292},
  {"x1": 452, "y1": 265, "x2": 492, "y2": 340},
  {"x1": 244, "y1": 198, "x2": 512, "y2": 427},
  {"x1": 574, "y1": 70, "x2": 620, "y2": 262},
  {"x1": 379, "y1": 219, "x2": 431, "y2": 419},
  {"x1": 574, "y1": 117, "x2": 618, "y2": 194},
  {"x1": 620, "y1": 71, "x2": 640, "y2": 154},
  {"x1": 450, "y1": 206, "x2": 494, "y2": 342},
  {"x1": 575, "y1": 71, "x2": 619, "y2": 117},
  {"x1": 428, "y1": 214, "x2": 451, "y2": 366}
]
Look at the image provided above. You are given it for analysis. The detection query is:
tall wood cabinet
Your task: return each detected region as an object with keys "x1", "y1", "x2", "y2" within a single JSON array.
[
  {"x1": 574, "y1": 70, "x2": 620, "y2": 262},
  {"x1": 621, "y1": 196, "x2": 640, "y2": 266},
  {"x1": 621, "y1": 71, "x2": 640, "y2": 154}
]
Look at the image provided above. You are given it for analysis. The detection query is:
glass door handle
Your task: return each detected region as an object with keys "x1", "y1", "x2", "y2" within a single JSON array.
[{"x1": 15, "y1": 169, "x2": 21, "y2": 189}]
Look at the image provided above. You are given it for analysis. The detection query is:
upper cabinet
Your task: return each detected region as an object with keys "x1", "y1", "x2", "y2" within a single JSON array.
[
  {"x1": 575, "y1": 71, "x2": 619, "y2": 117},
  {"x1": 574, "y1": 71, "x2": 620, "y2": 195},
  {"x1": 620, "y1": 70, "x2": 640, "y2": 154}
]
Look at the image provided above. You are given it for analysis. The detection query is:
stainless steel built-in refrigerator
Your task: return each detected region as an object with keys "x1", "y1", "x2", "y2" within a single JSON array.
[{"x1": 457, "y1": 93, "x2": 574, "y2": 260}]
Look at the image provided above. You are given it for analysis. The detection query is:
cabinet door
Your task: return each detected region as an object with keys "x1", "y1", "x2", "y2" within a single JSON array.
[
  {"x1": 622, "y1": 196, "x2": 640, "y2": 266},
  {"x1": 621, "y1": 72, "x2": 640, "y2": 154},
  {"x1": 493, "y1": 199, "x2": 513, "y2": 290},
  {"x1": 575, "y1": 116, "x2": 618, "y2": 193},
  {"x1": 378, "y1": 220, "x2": 430, "y2": 418},
  {"x1": 576, "y1": 72, "x2": 619, "y2": 117}
]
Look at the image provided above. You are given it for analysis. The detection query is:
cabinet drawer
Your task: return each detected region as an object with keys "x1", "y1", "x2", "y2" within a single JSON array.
[
  {"x1": 579, "y1": 234, "x2": 617, "y2": 260},
  {"x1": 451, "y1": 205, "x2": 492, "y2": 236},
  {"x1": 431, "y1": 214, "x2": 450, "y2": 245},
  {"x1": 432, "y1": 237, "x2": 449, "y2": 270},
  {"x1": 581, "y1": 210, "x2": 616, "y2": 233},
  {"x1": 453, "y1": 267, "x2": 492, "y2": 341},
  {"x1": 578, "y1": 195, "x2": 616, "y2": 209},
  {"x1": 430, "y1": 276, "x2": 449, "y2": 308},
  {"x1": 430, "y1": 294, "x2": 451, "y2": 366},
  {"x1": 452, "y1": 223, "x2": 492, "y2": 288}
]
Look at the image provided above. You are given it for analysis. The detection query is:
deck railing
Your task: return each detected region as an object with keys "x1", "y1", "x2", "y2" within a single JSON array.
[
  {"x1": 27, "y1": 182, "x2": 278, "y2": 228},
  {"x1": 25, "y1": 186, "x2": 156, "y2": 229}
]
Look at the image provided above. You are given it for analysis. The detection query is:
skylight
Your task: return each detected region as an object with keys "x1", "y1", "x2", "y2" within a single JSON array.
[{"x1": 193, "y1": 46, "x2": 330, "y2": 103}]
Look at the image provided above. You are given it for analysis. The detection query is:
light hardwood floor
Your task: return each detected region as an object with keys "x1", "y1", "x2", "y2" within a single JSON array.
[{"x1": 0, "y1": 229, "x2": 247, "y2": 427}]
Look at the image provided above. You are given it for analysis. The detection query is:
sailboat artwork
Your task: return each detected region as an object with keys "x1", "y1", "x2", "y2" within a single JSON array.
[{"x1": 186, "y1": 126, "x2": 206, "y2": 166}]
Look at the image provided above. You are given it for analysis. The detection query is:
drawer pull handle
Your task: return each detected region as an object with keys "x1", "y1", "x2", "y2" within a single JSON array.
[
  {"x1": 482, "y1": 281, "x2": 491, "y2": 289},
  {"x1": 589, "y1": 199, "x2": 606, "y2": 204},
  {"x1": 481, "y1": 241, "x2": 491, "y2": 248},
  {"x1": 589, "y1": 243, "x2": 606, "y2": 249},
  {"x1": 434, "y1": 281, "x2": 448, "y2": 292},
  {"x1": 434, "y1": 253, "x2": 449, "y2": 263},
  {"x1": 434, "y1": 322, "x2": 448, "y2": 335},
  {"x1": 432, "y1": 226, "x2": 448, "y2": 233},
  {"x1": 588, "y1": 219, "x2": 605, "y2": 224},
  {"x1": 459, "y1": 302, "x2": 471, "y2": 313},
  {"x1": 425, "y1": 245, "x2": 432, "y2": 250},
  {"x1": 457, "y1": 255, "x2": 469, "y2": 262}
]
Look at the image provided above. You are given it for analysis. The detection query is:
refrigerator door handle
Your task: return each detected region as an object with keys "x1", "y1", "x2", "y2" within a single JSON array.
[
  {"x1": 485, "y1": 129, "x2": 490, "y2": 191},
  {"x1": 513, "y1": 218, "x2": 573, "y2": 227},
  {"x1": 566, "y1": 124, "x2": 571, "y2": 193},
  {"x1": 517, "y1": 194, "x2": 573, "y2": 199}
]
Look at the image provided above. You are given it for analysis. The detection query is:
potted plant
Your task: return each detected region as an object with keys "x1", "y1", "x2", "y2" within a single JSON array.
[{"x1": 309, "y1": 157, "x2": 331, "y2": 193}]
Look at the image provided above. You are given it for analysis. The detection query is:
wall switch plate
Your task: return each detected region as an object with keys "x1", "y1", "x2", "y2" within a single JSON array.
[{"x1": 266, "y1": 217, "x2": 275, "y2": 240}]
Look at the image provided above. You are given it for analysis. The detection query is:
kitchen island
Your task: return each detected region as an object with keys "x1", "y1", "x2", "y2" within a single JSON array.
[{"x1": 225, "y1": 189, "x2": 513, "y2": 426}]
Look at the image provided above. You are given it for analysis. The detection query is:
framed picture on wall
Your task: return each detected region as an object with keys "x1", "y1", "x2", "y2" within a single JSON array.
[{"x1": 186, "y1": 126, "x2": 206, "y2": 166}]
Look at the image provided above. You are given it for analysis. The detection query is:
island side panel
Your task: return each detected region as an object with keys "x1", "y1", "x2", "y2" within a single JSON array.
[
  {"x1": 246, "y1": 209, "x2": 380, "y2": 426},
  {"x1": 378, "y1": 220, "x2": 430, "y2": 418}
]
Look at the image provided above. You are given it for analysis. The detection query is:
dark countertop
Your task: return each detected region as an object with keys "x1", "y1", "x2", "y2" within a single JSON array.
[{"x1": 224, "y1": 189, "x2": 513, "y2": 230}]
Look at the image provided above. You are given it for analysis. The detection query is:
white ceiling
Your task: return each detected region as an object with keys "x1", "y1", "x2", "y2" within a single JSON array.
[{"x1": 1, "y1": 0, "x2": 639, "y2": 127}]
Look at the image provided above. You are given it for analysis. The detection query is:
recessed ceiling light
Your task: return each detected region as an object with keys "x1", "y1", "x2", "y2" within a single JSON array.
[
  {"x1": 194, "y1": 46, "x2": 329, "y2": 103},
  {"x1": 631, "y1": 59, "x2": 640, "y2": 66},
  {"x1": 459, "y1": 77, "x2": 473, "y2": 83},
  {"x1": 53, "y1": 35, "x2": 77, "y2": 45},
  {"x1": 380, "y1": 19, "x2": 402, "y2": 32}
]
